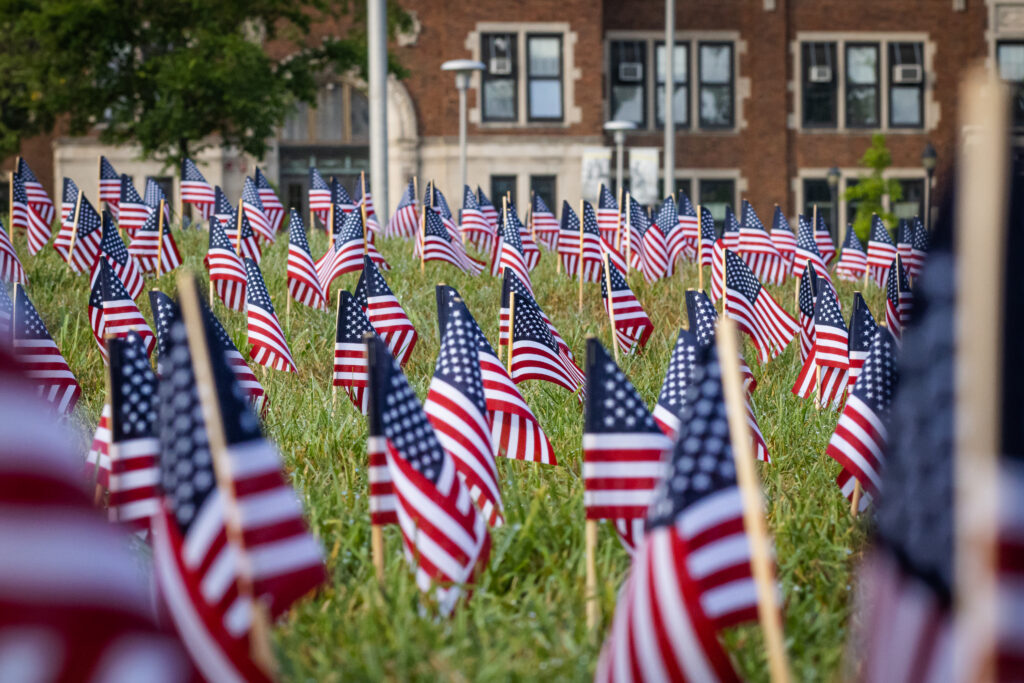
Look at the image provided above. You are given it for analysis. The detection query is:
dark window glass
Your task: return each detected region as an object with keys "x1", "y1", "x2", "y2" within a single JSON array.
[
  {"x1": 802, "y1": 178, "x2": 835, "y2": 227},
  {"x1": 530, "y1": 175, "x2": 556, "y2": 210},
  {"x1": 673, "y1": 178, "x2": 692, "y2": 201},
  {"x1": 655, "y1": 42, "x2": 689, "y2": 128},
  {"x1": 894, "y1": 179, "x2": 924, "y2": 220},
  {"x1": 610, "y1": 41, "x2": 647, "y2": 127},
  {"x1": 527, "y1": 35, "x2": 562, "y2": 121},
  {"x1": 998, "y1": 41, "x2": 1024, "y2": 128},
  {"x1": 699, "y1": 178, "x2": 735, "y2": 230},
  {"x1": 482, "y1": 33, "x2": 518, "y2": 122},
  {"x1": 802, "y1": 42, "x2": 837, "y2": 127},
  {"x1": 845, "y1": 43, "x2": 879, "y2": 128},
  {"x1": 349, "y1": 88, "x2": 370, "y2": 142},
  {"x1": 846, "y1": 178, "x2": 862, "y2": 224},
  {"x1": 889, "y1": 42, "x2": 924, "y2": 128},
  {"x1": 698, "y1": 43, "x2": 733, "y2": 128},
  {"x1": 0, "y1": 181, "x2": 8, "y2": 218},
  {"x1": 491, "y1": 175, "x2": 517, "y2": 206},
  {"x1": 287, "y1": 182, "x2": 304, "y2": 217},
  {"x1": 151, "y1": 176, "x2": 174, "y2": 204}
]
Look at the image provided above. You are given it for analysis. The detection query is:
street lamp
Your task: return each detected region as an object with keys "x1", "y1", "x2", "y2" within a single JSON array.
[
  {"x1": 827, "y1": 166, "x2": 841, "y2": 243},
  {"x1": 921, "y1": 142, "x2": 937, "y2": 231},
  {"x1": 604, "y1": 120, "x2": 637, "y2": 197},
  {"x1": 441, "y1": 59, "x2": 486, "y2": 197}
]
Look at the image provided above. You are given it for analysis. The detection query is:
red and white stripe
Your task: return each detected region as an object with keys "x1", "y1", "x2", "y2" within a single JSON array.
[
  {"x1": 492, "y1": 241, "x2": 534, "y2": 292},
  {"x1": 90, "y1": 299, "x2": 155, "y2": 362},
  {"x1": 826, "y1": 392, "x2": 887, "y2": 502},
  {"x1": 225, "y1": 348, "x2": 266, "y2": 417},
  {"x1": 287, "y1": 243, "x2": 327, "y2": 311},
  {"x1": 85, "y1": 403, "x2": 111, "y2": 490},
  {"x1": 14, "y1": 337, "x2": 81, "y2": 416},
  {"x1": 510, "y1": 339, "x2": 581, "y2": 394},
  {"x1": 364, "y1": 294, "x2": 417, "y2": 367},
  {"x1": 596, "y1": 207, "x2": 620, "y2": 244},
  {"x1": 771, "y1": 228, "x2": 797, "y2": 266},
  {"x1": 886, "y1": 293, "x2": 913, "y2": 342},
  {"x1": 584, "y1": 432, "x2": 670, "y2": 522},
  {"x1": 94, "y1": 253, "x2": 145, "y2": 302},
  {"x1": 836, "y1": 248, "x2": 868, "y2": 281},
  {"x1": 247, "y1": 303, "x2": 295, "y2": 373},
  {"x1": 724, "y1": 288, "x2": 798, "y2": 364},
  {"x1": 128, "y1": 228, "x2": 182, "y2": 274},
  {"x1": 867, "y1": 240, "x2": 899, "y2": 287},
  {"x1": 118, "y1": 200, "x2": 151, "y2": 235},
  {"x1": 22, "y1": 199, "x2": 54, "y2": 256},
  {"x1": 478, "y1": 349, "x2": 555, "y2": 465},
  {"x1": 107, "y1": 435, "x2": 160, "y2": 531},
  {"x1": 206, "y1": 250, "x2": 247, "y2": 312},
  {"x1": 532, "y1": 210, "x2": 559, "y2": 250},
  {"x1": 257, "y1": 188, "x2": 285, "y2": 234},
  {"x1": 0, "y1": 224, "x2": 26, "y2": 284},
  {"x1": 461, "y1": 207, "x2": 494, "y2": 251},
  {"x1": 317, "y1": 241, "x2": 364, "y2": 292},
  {"x1": 181, "y1": 183, "x2": 215, "y2": 219},
  {"x1": 334, "y1": 341, "x2": 368, "y2": 413},
  {"x1": 367, "y1": 435, "x2": 396, "y2": 525},
  {"x1": 792, "y1": 355, "x2": 849, "y2": 410},
  {"x1": 244, "y1": 202, "x2": 275, "y2": 244},
  {"x1": 667, "y1": 215, "x2": 698, "y2": 265},
  {"x1": 738, "y1": 229, "x2": 787, "y2": 285},
  {"x1": 605, "y1": 288, "x2": 654, "y2": 356},
  {"x1": 640, "y1": 226, "x2": 670, "y2": 283},
  {"x1": 387, "y1": 204, "x2": 419, "y2": 239},
  {"x1": 310, "y1": 190, "x2": 332, "y2": 226}
]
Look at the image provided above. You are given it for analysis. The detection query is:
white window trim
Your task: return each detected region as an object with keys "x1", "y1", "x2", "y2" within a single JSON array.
[
  {"x1": 605, "y1": 31, "x2": 748, "y2": 134},
  {"x1": 789, "y1": 32, "x2": 937, "y2": 133},
  {"x1": 625, "y1": 169, "x2": 745, "y2": 209},
  {"x1": 793, "y1": 167, "x2": 928, "y2": 227},
  {"x1": 466, "y1": 22, "x2": 581, "y2": 129}
]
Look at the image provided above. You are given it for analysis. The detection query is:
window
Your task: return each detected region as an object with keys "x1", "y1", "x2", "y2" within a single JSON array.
[
  {"x1": 845, "y1": 178, "x2": 861, "y2": 224},
  {"x1": 846, "y1": 44, "x2": 879, "y2": 127},
  {"x1": 802, "y1": 179, "x2": 836, "y2": 237},
  {"x1": 148, "y1": 176, "x2": 174, "y2": 205},
  {"x1": 889, "y1": 42, "x2": 924, "y2": 128},
  {"x1": 287, "y1": 182, "x2": 304, "y2": 217},
  {"x1": 656, "y1": 42, "x2": 688, "y2": 127},
  {"x1": 482, "y1": 33, "x2": 518, "y2": 122},
  {"x1": 530, "y1": 175, "x2": 556, "y2": 211},
  {"x1": 315, "y1": 85, "x2": 345, "y2": 141},
  {"x1": 893, "y1": 179, "x2": 924, "y2": 220},
  {"x1": 698, "y1": 179, "x2": 735, "y2": 230},
  {"x1": 997, "y1": 41, "x2": 1024, "y2": 128},
  {"x1": 281, "y1": 82, "x2": 370, "y2": 145},
  {"x1": 491, "y1": 175, "x2": 517, "y2": 207},
  {"x1": 673, "y1": 178, "x2": 692, "y2": 201},
  {"x1": 698, "y1": 43, "x2": 733, "y2": 128},
  {"x1": 610, "y1": 41, "x2": 647, "y2": 127},
  {"x1": 802, "y1": 42, "x2": 838, "y2": 127},
  {"x1": 526, "y1": 35, "x2": 563, "y2": 121},
  {"x1": 282, "y1": 102, "x2": 309, "y2": 141}
]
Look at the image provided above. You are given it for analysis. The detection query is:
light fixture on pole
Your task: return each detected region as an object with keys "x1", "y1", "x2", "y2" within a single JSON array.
[
  {"x1": 441, "y1": 60, "x2": 486, "y2": 197},
  {"x1": 921, "y1": 142, "x2": 937, "y2": 231},
  {"x1": 604, "y1": 120, "x2": 637, "y2": 197},
  {"x1": 827, "y1": 166, "x2": 841, "y2": 242}
]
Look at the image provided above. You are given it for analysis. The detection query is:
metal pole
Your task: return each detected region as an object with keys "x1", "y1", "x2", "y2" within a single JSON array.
[
  {"x1": 457, "y1": 74, "x2": 469, "y2": 196},
  {"x1": 615, "y1": 133, "x2": 625, "y2": 196},
  {"x1": 368, "y1": 0, "x2": 389, "y2": 223},
  {"x1": 830, "y1": 186, "x2": 838, "y2": 242},
  {"x1": 925, "y1": 169, "x2": 933, "y2": 231},
  {"x1": 663, "y1": 0, "x2": 675, "y2": 198}
]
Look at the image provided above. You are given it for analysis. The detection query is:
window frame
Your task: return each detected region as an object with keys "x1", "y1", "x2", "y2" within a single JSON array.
[
  {"x1": 697, "y1": 177, "x2": 737, "y2": 230},
  {"x1": 491, "y1": 175, "x2": 517, "y2": 207},
  {"x1": 481, "y1": 32, "x2": 519, "y2": 123},
  {"x1": 998, "y1": 40, "x2": 1024, "y2": 129},
  {"x1": 844, "y1": 42, "x2": 880, "y2": 129},
  {"x1": 530, "y1": 175, "x2": 557, "y2": 211},
  {"x1": 697, "y1": 41, "x2": 735, "y2": 130},
  {"x1": 609, "y1": 39, "x2": 649, "y2": 129},
  {"x1": 801, "y1": 41, "x2": 838, "y2": 129},
  {"x1": 654, "y1": 40, "x2": 690, "y2": 129},
  {"x1": 525, "y1": 33, "x2": 564, "y2": 122},
  {"x1": 888, "y1": 42, "x2": 925, "y2": 129}
]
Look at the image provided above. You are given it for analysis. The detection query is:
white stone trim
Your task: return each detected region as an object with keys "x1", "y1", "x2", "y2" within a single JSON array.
[{"x1": 792, "y1": 166, "x2": 927, "y2": 224}]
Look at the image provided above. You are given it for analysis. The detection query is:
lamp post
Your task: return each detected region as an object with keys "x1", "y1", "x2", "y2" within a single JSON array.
[
  {"x1": 922, "y1": 142, "x2": 937, "y2": 231},
  {"x1": 441, "y1": 60, "x2": 486, "y2": 196},
  {"x1": 663, "y1": 0, "x2": 676, "y2": 199},
  {"x1": 604, "y1": 120, "x2": 637, "y2": 196},
  {"x1": 827, "y1": 166, "x2": 841, "y2": 243}
]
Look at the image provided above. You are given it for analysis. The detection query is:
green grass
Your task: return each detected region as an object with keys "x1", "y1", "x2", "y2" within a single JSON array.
[{"x1": 15, "y1": 224, "x2": 880, "y2": 681}]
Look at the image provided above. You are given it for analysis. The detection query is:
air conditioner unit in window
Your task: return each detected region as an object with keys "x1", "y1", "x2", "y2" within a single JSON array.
[
  {"x1": 809, "y1": 65, "x2": 833, "y2": 83},
  {"x1": 489, "y1": 57, "x2": 513, "y2": 75},
  {"x1": 894, "y1": 64, "x2": 923, "y2": 84},
  {"x1": 618, "y1": 62, "x2": 643, "y2": 82}
]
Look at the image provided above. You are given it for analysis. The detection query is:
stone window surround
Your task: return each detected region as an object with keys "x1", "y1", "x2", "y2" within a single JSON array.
[
  {"x1": 788, "y1": 32, "x2": 939, "y2": 134},
  {"x1": 656, "y1": 168, "x2": 747, "y2": 209},
  {"x1": 466, "y1": 22, "x2": 582, "y2": 129},
  {"x1": 604, "y1": 30, "x2": 749, "y2": 135},
  {"x1": 792, "y1": 167, "x2": 930, "y2": 227}
]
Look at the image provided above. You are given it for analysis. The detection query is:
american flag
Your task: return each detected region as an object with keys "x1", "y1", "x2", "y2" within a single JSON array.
[
  {"x1": 815, "y1": 213, "x2": 836, "y2": 265},
  {"x1": 686, "y1": 289, "x2": 757, "y2": 394},
  {"x1": 908, "y1": 217, "x2": 929, "y2": 279},
  {"x1": 474, "y1": 186, "x2": 497, "y2": 231},
  {"x1": 499, "y1": 268, "x2": 583, "y2": 383},
  {"x1": 180, "y1": 158, "x2": 215, "y2": 219},
  {"x1": 622, "y1": 195, "x2": 648, "y2": 272},
  {"x1": 531, "y1": 192, "x2": 560, "y2": 250},
  {"x1": 254, "y1": 168, "x2": 284, "y2": 233},
  {"x1": 596, "y1": 184, "x2": 620, "y2": 244},
  {"x1": 354, "y1": 255, "x2": 418, "y2": 367},
  {"x1": 64, "y1": 193, "x2": 103, "y2": 275},
  {"x1": 770, "y1": 206, "x2": 797, "y2": 268},
  {"x1": 286, "y1": 209, "x2": 327, "y2": 311},
  {"x1": 244, "y1": 258, "x2": 295, "y2": 372},
  {"x1": 424, "y1": 303, "x2": 505, "y2": 527},
  {"x1": 885, "y1": 256, "x2": 913, "y2": 340},
  {"x1": 128, "y1": 202, "x2": 182, "y2": 274},
  {"x1": 0, "y1": 281, "x2": 10, "y2": 338},
  {"x1": 827, "y1": 327, "x2": 899, "y2": 513},
  {"x1": 793, "y1": 214, "x2": 832, "y2": 285},
  {"x1": 318, "y1": 207, "x2": 388, "y2": 293},
  {"x1": 150, "y1": 290, "x2": 267, "y2": 416},
  {"x1": 331, "y1": 176, "x2": 356, "y2": 214},
  {"x1": 835, "y1": 225, "x2": 868, "y2": 282},
  {"x1": 98, "y1": 155, "x2": 121, "y2": 214},
  {"x1": 508, "y1": 290, "x2": 583, "y2": 395},
  {"x1": 710, "y1": 210, "x2": 740, "y2": 302},
  {"x1": 722, "y1": 205, "x2": 740, "y2": 251},
  {"x1": 461, "y1": 185, "x2": 494, "y2": 251},
  {"x1": 354, "y1": 174, "x2": 382, "y2": 234},
  {"x1": 558, "y1": 200, "x2": 603, "y2": 282},
  {"x1": 15, "y1": 158, "x2": 54, "y2": 254},
  {"x1": 671, "y1": 190, "x2": 699, "y2": 263},
  {"x1": 58, "y1": 177, "x2": 79, "y2": 237},
  {"x1": 700, "y1": 205, "x2": 718, "y2": 269},
  {"x1": 866, "y1": 214, "x2": 898, "y2": 287},
  {"x1": 105, "y1": 332, "x2": 161, "y2": 531},
  {"x1": 847, "y1": 291, "x2": 877, "y2": 388},
  {"x1": 223, "y1": 200, "x2": 262, "y2": 264},
  {"x1": 118, "y1": 174, "x2": 151, "y2": 234},
  {"x1": 505, "y1": 199, "x2": 540, "y2": 270},
  {"x1": 420, "y1": 207, "x2": 481, "y2": 275},
  {"x1": 12, "y1": 283, "x2": 80, "y2": 415},
  {"x1": 0, "y1": 219, "x2": 27, "y2": 284},
  {"x1": 85, "y1": 402, "x2": 112, "y2": 492},
  {"x1": 796, "y1": 261, "x2": 818, "y2": 363},
  {"x1": 792, "y1": 283, "x2": 849, "y2": 410},
  {"x1": 896, "y1": 218, "x2": 914, "y2": 267},
  {"x1": 242, "y1": 176, "x2": 274, "y2": 243},
  {"x1": 205, "y1": 218, "x2": 248, "y2": 311},
  {"x1": 366, "y1": 334, "x2": 490, "y2": 615},
  {"x1": 334, "y1": 290, "x2": 375, "y2": 413},
  {"x1": 93, "y1": 210, "x2": 144, "y2": 300},
  {"x1": 309, "y1": 167, "x2": 333, "y2": 225},
  {"x1": 601, "y1": 259, "x2": 654, "y2": 355},
  {"x1": 640, "y1": 200, "x2": 670, "y2": 283},
  {"x1": 738, "y1": 199, "x2": 787, "y2": 285},
  {"x1": 144, "y1": 177, "x2": 172, "y2": 226},
  {"x1": 723, "y1": 250, "x2": 799, "y2": 363},
  {"x1": 213, "y1": 185, "x2": 234, "y2": 228},
  {"x1": 88, "y1": 259, "x2": 156, "y2": 362},
  {"x1": 437, "y1": 285, "x2": 555, "y2": 465},
  {"x1": 584, "y1": 338, "x2": 672, "y2": 552},
  {"x1": 387, "y1": 178, "x2": 418, "y2": 239}
]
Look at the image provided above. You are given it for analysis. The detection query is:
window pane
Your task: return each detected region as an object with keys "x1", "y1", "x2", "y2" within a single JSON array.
[
  {"x1": 282, "y1": 102, "x2": 309, "y2": 141},
  {"x1": 316, "y1": 86, "x2": 344, "y2": 141},
  {"x1": 700, "y1": 86, "x2": 732, "y2": 127},
  {"x1": 999, "y1": 44, "x2": 1024, "y2": 81},
  {"x1": 529, "y1": 80, "x2": 562, "y2": 119},
  {"x1": 845, "y1": 179, "x2": 861, "y2": 224},
  {"x1": 656, "y1": 85, "x2": 688, "y2": 126},
  {"x1": 656, "y1": 44, "x2": 687, "y2": 83},
  {"x1": 530, "y1": 175, "x2": 556, "y2": 209},
  {"x1": 802, "y1": 42, "x2": 836, "y2": 127},
  {"x1": 485, "y1": 34, "x2": 515, "y2": 61},
  {"x1": 847, "y1": 46, "x2": 877, "y2": 84},
  {"x1": 491, "y1": 175, "x2": 516, "y2": 205},
  {"x1": 700, "y1": 45, "x2": 730, "y2": 83},
  {"x1": 891, "y1": 86, "x2": 922, "y2": 126},
  {"x1": 287, "y1": 182, "x2": 304, "y2": 216},
  {"x1": 699, "y1": 179, "x2": 734, "y2": 230},
  {"x1": 611, "y1": 41, "x2": 646, "y2": 127},
  {"x1": 802, "y1": 179, "x2": 835, "y2": 225},
  {"x1": 893, "y1": 179, "x2": 924, "y2": 220},
  {"x1": 484, "y1": 80, "x2": 516, "y2": 120},
  {"x1": 349, "y1": 88, "x2": 369, "y2": 143},
  {"x1": 674, "y1": 178, "x2": 692, "y2": 199},
  {"x1": 528, "y1": 37, "x2": 560, "y2": 77},
  {"x1": 847, "y1": 86, "x2": 878, "y2": 127},
  {"x1": 612, "y1": 85, "x2": 644, "y2": 125}
]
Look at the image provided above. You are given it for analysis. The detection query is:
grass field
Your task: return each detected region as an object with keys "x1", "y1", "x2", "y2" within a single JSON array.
[{"x1": 15, "y1": 223, "x2": 879, "y2": 681}]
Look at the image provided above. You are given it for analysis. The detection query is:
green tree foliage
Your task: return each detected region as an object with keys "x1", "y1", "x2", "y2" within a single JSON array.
[
  {"x1": 0, "y1": 0, "x2": 410, "y2": 167},
  {"x1": 844, "y1": 133, "x2": 903, "y2": 240}
]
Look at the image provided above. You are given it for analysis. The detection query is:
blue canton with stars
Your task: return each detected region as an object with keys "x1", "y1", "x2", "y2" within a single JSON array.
[
  {"x1": 244, "y1": 258, "x2": 276, "y2": 314},
  {"x1": 627, "y1": 195, "x2": 649, "y2": 237},
  {"x1": 870, "y1": 214, "x2": 894, "y2": 245},
  {"x1": 841, "y1": 225, "x2": 865, "y2": 253},
  {"x1": 584, "y1": 339, "x2": 661, "y2": 434},
  {"x1": 848, "y1": 293, "x2": 878, "y2": 355},
  {"x1": 724, "y1": 250, "x2": 762, "y2": 301},
  {"x1": 600, "y1": 261, "x2": 629, "y2": 299},
  {"x1": 512, "y1": 292, "x2": 559, "y2": 353},
  {"x1": 331, "y1": 177, "x2": 353, "y2": 207},
  {"x1": 209, "y1": 216, "x2": 239, "y2": 251},
  {"x1": 336, "y1": 290, "x2": 374, "y2": 344},
  {"x1": 423, "y1": 209, "x2": 451, "y2": 242},
  {"x1": 14, "y1": 284, "x2": 52, "y2": 343},
  {"x1": 798, "y1": 262, "x2": 820, "y2": 318},
  {"x1": 678, "y1": 190, "x2": 696, "y2": 218},
  {"x1": 771, "y1": 206, "x2": 791, "y2": 236},
  {"x1": 213, "y1": 186, "x2": 233, "y2": 216},
  {"x1": 655, "y1": 328, "x2": 702, "y2": 417},
  {"x1": 656, "y1": 196, "x2": 677, "y2": 235},
  {"x1": 120, "y1": 175, "x2": 144, "y2": 205},
  {"x1": 581, "y1": 201, "x2": 601, "y2": 237},
  {"x1": 815, "y1": 284, "x2": 847, "y2": 332},
  {"x1": 354, "y1": 255, "x2": 393, "y2": 305},
  {"x1": 434, "y1": 305, "x2": 487, "y2": 417},
  {"x1": 723, "y1": 205, "x2": 740, "y2": 237},
  {"x1": 241, "y1": 176, "x2": 265, "y2": 212},
  {"x1": 685, "y1": 290, "x2": 720, "y2": 348},
  {"x1": 796, "y1": 215, "x2": 822, "y2": 255},
  {"x1": 560, "y1": 200, "x2": 579, "y2": 233},
  {"x1": 700, "y1": 206, "x2": 717, "y2": 242},
  {"x1": 850, "y1": 328, "x2": 899, "y2": 415},
  {"x1": 62, "y1": 178, "x2": 79, "y2": 206},
  {"x1": 288, "y1": 209, "x2": 311, "y2": 252},
  {"x1": 463, "y1": 185, "x2": 480, "y2": 211},
  {"x1": 99, "y1": 211, "x2": 131, "y2": 265},
  {"x1": 741, "y1": 199, "x2": 765, "y2": 232},
  {"x1": 144, "y1": 177, "x2": 168, "y2": 210},
  {"x1": 437, "y1": 285, "x2": 497, "y2": 358},
  {"x1": 598, "y1": 184, "x2": 617, "y2": 211},
  {"x1": 92, "y1": 258, "x2": 131, "y2": 306},
  {"x1": 75, "y1": 195, "x2": 103, "y2": 240},
  {"x1": 109, "y1": 332, "x2": 158, "y2": 443}
]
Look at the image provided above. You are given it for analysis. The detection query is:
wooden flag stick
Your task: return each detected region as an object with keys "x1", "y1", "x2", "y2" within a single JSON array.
[
  {"x1": 96, "y1": 156, "x2": 102, "y2": 209},
  {"x1": 419, "y1": 201, "x2": 427, "y2": 273},
  {"x1": 371, "y1": 525, "x2": 385, "y2": 583},
  {"x1": 850, "y1": 480, "x2": 862, "y2": 516},
  {"x1": 67, "y1": 189, "x2": 84, "y2": 264},
  {"x1": 332, "y1": 289, "x2": 342, "y2": 411},
  {"x1": 720, "y1": 240, "x2": 727, "y2": 315},
  {"x1": 156, "y1": 199, "x2": 166, "y2": 276},
  {"x1": 697, "y1": 204, "x2": 704, "y2": 292},
  {"x1": 602, "y1": 251, "x2": 619, "y2": 362},
  {"x1": 329, "y1": 201, "x2": 336, "y2": 251},
  {"x1": 585, "y1": 517, "x2": 598, "y2": 631},
  {"x1": 209, "y1": 280, "x2": 214, "y2": 307},
  {"x1": 361, "y1": 171, "x2": 369, "y2": 256},
  {"x1": 94, "y1": 332, "x2": 115, "y2": 507},
  {"x1": 506, "y1": 290, "x2": 516, "y2": 377},
  {"x1": 716, "y1": 319, "x2": 791, "y2": 683},
  {"x1": 235, "y1": 197, "x2": 244, "y2": 256},
  {"x1": 578, "y1": 199, "x2": 585, "y2": 311},
  {"x1": 8, "y1": 171, "x2": 13, "y2": 237}
]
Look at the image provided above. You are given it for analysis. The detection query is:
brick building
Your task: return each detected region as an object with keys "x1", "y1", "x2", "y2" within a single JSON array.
[{"x1": 4, "y1": 0, "x2": 1024, "y2": 232}]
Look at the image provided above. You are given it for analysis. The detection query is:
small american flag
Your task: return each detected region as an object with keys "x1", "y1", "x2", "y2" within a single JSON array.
[
  {"x1": 499, "y1": 269, "x2": 583, "y2": 383},
  {"x1": 815, "y1": 212, "x2": 836, "y2": 265},
  {"x1": 700, "y1": 205, "x2": 719, "y2": 270},
  {"x1": 93, "y1": 210, "x2": 144, "y2": 300},
  {"x1": 792, "y1": 283, "x2": 849, "y2": 410},
  {"x1": 596, "y1": 184, "x2": 620, "y2": 244},
  {"x1": 640, "y1": 200, "x2": 670, "y2": 283},
  {"x1": 143, "y1": 177, "x2": 172, "y2": 225},
  {"x1": 0, "y1": 219, "x2": 27, "y2": 284},
  {"x1": 15, "y1": 159, "x2": 54, "y2": 254},
  {"x1": 722, "y1": 206, "x2": 740, "y2": 251},
  {"x1": 254, "y1": 168, "x2": 285, "y2": 233},
  {"x1": 896, "y1": 218, "x2": 914, "y2": 266},
  {"x1": 770, "y1": 206, "x2": 797, "y2": 268},
  {"x1": 117, "y1": 174, "x2": 151, "y2": 234},
  {"x1": 57, "y1": 177, "x2": 79, "y2": 243},
  {"x1": 908, "y1": 217, "x2": 929, "y2": 279},
  {"x1": 223, "y1": 200, "x2": 262, "y2": 264},
  {"x1": 88, "y1": 259, "x2": 156, "y2": 362},
  {"x1": 424, "y1": 303, "x2": 505, "y2": 527},
  {"x1": 85, "y1": 402, "x2": 112, "y2": 491},
  {"x1": 885, "y1": 256, "x2": 913, "y2": 340},
  {"x1": 0, "y1": 282, "x2": 10, "y2": 337},
  {"x1": 286, "y1": 209, "x2": 327, "y2": 311},
  {"x1": 12, "y1": 283, "x2": 80, "y2": 415},
  {"x1": 334, "y1": 290, "x2": 375, "y2": 413},
  {"x1": 387, "y1": 178, "x2": 418, "y2": 239},
  {"x1": 531, "y1": 192, "x2": 560, "y2": 250},
  {"x1": 508, "y1": 289, "x2": 583, "y2": 395},
  {"x1": 686, "y1": 289, "x2": 756, "y2": 394},
  {"x1": 242, "y1": 176, "x2": 274, "y2": 243},
  {"x1": 180, "y1": 158, "x2": 215, "y2": 219},
  {"x1": 366, "y1": 335, "x2": 490, "y2": 615},
  {"x1": 244, "y1": 258, "x2": 295, "y2": 372},
  {"x1": 558, "y1": 200, "x2": 603, "y2": 282},
  {"x1": 437, "y1": 285, "x2": 555, "y2": 465},
  {"x1": 847, "y1": 291, "x2": 877, "y2": 388},
  {"x1": 724, "y1": 250, "x2": 799, "y2": 362},
  {"x1": 309, "y1": 167, "x2": 333, "y2": 225},
  {"x1": 461, "y1": 185, "x2": 494, "y2": 251},
  {"x1": 738, "y1": 199, "x2": 787, "y2": 285},
  {"x1": 98, "y1": 156, "x2": 121, "y2": 209},
  {"x1": 622, "y1": 195, "x2": 648, "y2": 272},
  {"x1": 318, "y1": 208, "x2": 389, "y2": 293},
  {"x1": 796, "y1": 261, "x2": 819, "y2": 363},
  {"x1": 671, "y1": 190, "x2": 699, "y2": 263},
  {"x1": 505, "y1": 199, "x2": 540, "y2": 270},
  {"x1": 331, "y1": 177, "x2": 355, "y2": 213},
  {"x1": 793, "y1": 214, "x2": 832, "y2": 285},
  {"x1": 477, "y1": 187, "x2": 499, "y2": 232},
  {"x1": 213, "y1": 185, "x2": 234, "y2": 228},
  {"x1": 866, "y1": 214, "x2": 898, "y2": 287},
  {"x1": 835, "y1": 225, "x2": 868, "y2": 282},
  {"x1": 354, "y1": 174, "x2": 381, "y2": 234},
  {"x1": 64, "y1": 193, "x2": 103, "y2": 274},
  {"x1": 205, "y1": 218, "x2": 248, "y2": 311},
  {"x1": 600, "y1": 259, "x2": 654, "y2": 355},
  {"x1": 354, "y1": 255, "x2": 418, "y2": 367},
  {"x1": 128, "y1": 203, "x2": 182, "y2": 274},
  {"x1": 421, "y1": 207, "x2": 479, "y2": 275},
  {"x1": 584, "y1": 338, "x2": 673, "y2": 552}
]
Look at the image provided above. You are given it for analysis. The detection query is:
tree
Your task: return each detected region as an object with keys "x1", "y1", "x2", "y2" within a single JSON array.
[
  {"x1": 844, "y1": 133, "x2": 903, "y2": 240},
  {"x1": 0, "y1": 1, "x2": 410, "y2": 168}
]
